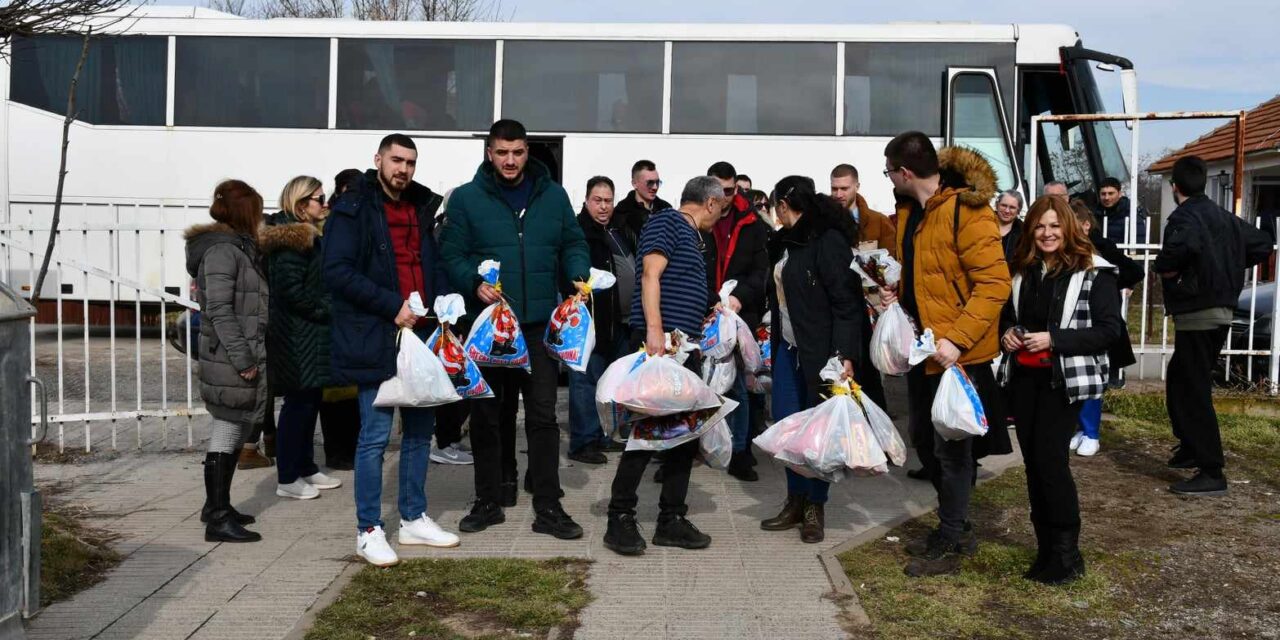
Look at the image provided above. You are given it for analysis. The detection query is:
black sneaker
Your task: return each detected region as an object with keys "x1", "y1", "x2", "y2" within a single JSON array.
[
  {"x1": 1169, "y1": 471, "x2": 1228, "y2": 496},
  {"x1": 532, "y1": 504, "x2": 584, "y2": 540},
  {"x1": 905, "y1": 527, "x2": 977, "y2": 558},
  {"x1": 603, "y1": 514, "x2": 646, "y2": 556},
  {"x1": 599, "y1": 439, "x2": 626, "y2": 453},
  {"x1": 568, "y1": 444, "x2": 607, "y2": 465},
  {"x1": 906, "y1": 466, "x2": 934, "y2": 482},
  {"x1": 459, "y1": 500, "x2": 505, "y2": 533},
  {"x1": 500, "y1": 481, "x2": 518, "y2": 508},
  {"x1": 652, "y1": 515, "x2": 711, "y2": 549}
]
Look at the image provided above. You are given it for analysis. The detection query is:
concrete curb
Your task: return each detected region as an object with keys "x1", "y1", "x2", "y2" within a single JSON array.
[{"x1": 282, "y1": 559, "x2": 363, "y2": 640}]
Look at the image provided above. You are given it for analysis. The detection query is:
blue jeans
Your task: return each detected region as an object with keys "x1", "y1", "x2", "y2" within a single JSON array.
[
  {"x1": 772, "y1": 341, "x2": 829, "y2": 503},
  {"x1": 567, "y1": 336, "x2": 625, "y2": 454},
  {"x1": 1078, "y1": 398, "x2": 1102, "y2": 439},
  {"x1": 276, "y1": 388, "x2": 322, "y2": 484},
  {"x1": 354, "y1": 385, "x2": 436, "y2": 531},
  {"x1": 726, "y1": 368, "x2": 750, "y2": 453}
]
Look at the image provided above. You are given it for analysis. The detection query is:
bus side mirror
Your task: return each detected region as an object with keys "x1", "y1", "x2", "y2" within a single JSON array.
[{"x1": 1120, "y1": 69, "x2": 1139, "y2": 129}]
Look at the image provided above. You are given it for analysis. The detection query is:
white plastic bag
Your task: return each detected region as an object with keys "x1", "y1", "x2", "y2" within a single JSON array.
[
  {"x1": 701, "y1": 356, "x2": 737, "y2": 395},
  {"x1": 869, "y1": 302, "x2": 916, "y2": 376},
  {"x1": 614, "y1": 354, "x2": 721, "y2": 417},
  {"x1": 700, "y1": 280, "x2": 741, "y2": 360},
  {"x1": 374, "y1": 328, "x2": 462, "y2": 407},
  {"x1": 699, "y1": 420, "x2": 733, "y2": 470},
  {"x1": 931, "y1": 365, "x2": 990, "y2": 441},
  {"x1": 595, "y1": 350, "x2": 647, "y2": 436},
  {"x1": 545, "y1": 268, "x2": 616, "y2": 373},
  {"x1": 909, "y1": 328, "x2": 938, "y2": 366},
  {"x1": 857, "y1": 393, "x2": 907, "y2": 466},
  {"x1": 849, "y1": 249, "x2": 902, "y2": 290}
]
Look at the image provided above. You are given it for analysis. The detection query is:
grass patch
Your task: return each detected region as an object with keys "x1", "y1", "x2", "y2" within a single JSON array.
[
  {"x1": 40, "y1": 505, "x2": 122, "y2": 607},
  {"x1": 305, "y1": 558, "x2": 593, "y2": 640},
  {"x1": 1104, "y1": 391, "x2": 1280, "y2": 487}
]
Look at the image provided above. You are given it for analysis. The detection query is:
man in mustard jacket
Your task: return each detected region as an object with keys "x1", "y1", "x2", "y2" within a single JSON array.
[{"x1": 880, "y1": 132, "x2": 1012, "y2": 577}]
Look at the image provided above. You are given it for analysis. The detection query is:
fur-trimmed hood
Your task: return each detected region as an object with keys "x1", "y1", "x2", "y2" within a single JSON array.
[
  {"x1": 184, "y1": 222, "x2": 261, "y2": 278},
  {"x1": 259, "y1": 219, "x2": 320, "y2": 255},
  {"x1": 937, "y1": 146, "x2": 998, "y2": 208}
]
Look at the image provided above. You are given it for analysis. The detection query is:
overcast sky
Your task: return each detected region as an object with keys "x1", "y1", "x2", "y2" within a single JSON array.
[{"x1": 169, "y1": 0, "x2": 1274, "y2": 158}]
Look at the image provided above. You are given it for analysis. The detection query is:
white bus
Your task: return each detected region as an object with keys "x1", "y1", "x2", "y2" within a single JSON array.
[{"x1": 1, "y1": 6, "x2": 1136, "y2": 308}]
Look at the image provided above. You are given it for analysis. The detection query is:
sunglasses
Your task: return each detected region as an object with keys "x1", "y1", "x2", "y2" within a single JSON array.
[
  {"x1": 723, "y1": 187, "x2": 736, "y2": 196},
  {"x1": 304, "y1": 194, "x2": 327, "y2": 206},
  {"x1": 645, "y1": 179, "x2": 662, "y2": 189}
]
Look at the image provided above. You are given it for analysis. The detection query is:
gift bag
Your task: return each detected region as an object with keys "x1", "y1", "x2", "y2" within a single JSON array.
[
  {"x1": 909, "y1": 328, "x2": 938, "y2": 366},
  {"x1": 464, "y1": 260, "x2": 531, "y2": 370},
  {"x1": 701, "y1": 356, "x2": 737, "y2": 395},
  {"x1": 596, "y1": 350, "x2": 647, "y2": 437},
  {"x1": 374, "y1": 328, "x2": 462, "y2": 407},
  {"x1": 849, "y1": 249, "x2": 902, "y2": 290},
  {"x1": 857, "y1": 393, "x2": 907, "y2": 467},
  {"x1": 626, "y1": 397, "x2": 737, "y2": 452},
  {"x1": 700, "y1": 280, "x2": 741, "y2": 360},
  {"x1": 546, "y1": 268, "x2": 617, "y2": 373},
  {"x1": 932, "y1": 365, "x2": 989, "y2": 441},
  {"x1": 869, "y1": 302, "x2": 916, "y2": 376},
  {"x1": 756, "y1": 322, "x2": 772, "y2": 373},
  {"x1": 700, "y1": 420, "x2": 733, "y2": 470},
  {"x1": 427, "y1": 294, "x2": 494, "y2": 399},
  {"x1": 614, "y1": 354, "x2": 721, "y2": 417}
]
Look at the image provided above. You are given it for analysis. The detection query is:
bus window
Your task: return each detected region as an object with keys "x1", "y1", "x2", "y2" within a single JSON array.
[
  {"x1": 1068, "y1": 58, "x2": 1130, "y2": 186},
  {"x1": 844, "y1": 42, "x2": 1014, "y2": 137},
  {"x1": 10, "y1": 35, "x2": 166, "y2": 126},
  {"x1": 948, "y1": 71, "x2": 1017, "y2": 191},
  {"x1": 502, "y1": 41, "x2": 663, "y2": 133},
  {"x1": 337, "y1": 39, "x2": 494, "y2": 132},
  {"x1": 671, "y1": 42, "x2": 835, "y2": 135},
  {"x1": 175, "y1": 37, "x2": 328, "y2": 129}
]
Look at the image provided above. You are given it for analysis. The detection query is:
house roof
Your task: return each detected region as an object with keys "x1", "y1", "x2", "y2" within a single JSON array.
[{"x1": 1148, "y1": 94, "x2": 1280, "y2": 173}]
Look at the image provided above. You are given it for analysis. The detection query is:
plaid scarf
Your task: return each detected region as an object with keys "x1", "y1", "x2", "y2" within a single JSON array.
[{"x1": 1000, "y1": 266, "x2": 1110, "y2": 403}]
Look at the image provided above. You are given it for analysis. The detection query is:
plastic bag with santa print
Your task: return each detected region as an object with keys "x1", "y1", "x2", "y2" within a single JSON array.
[
  {"x1": 700, "y1": 280, "x2": 742, "y2": 360},
  {"x1": 747, "y1": 318, "x2": 772, "y2": 393},
  {"x1": 464, "y1": 260, "x2": 530, "y2": 371},
  {"x1": 545, "y1": 268, "x2": 616, "y2": 373},
  {"x1": 426, "y1": 293, "x2": 493, "y2": 399},
  {"x1": 374, "y1": 327, "x2": 463, "y2": 408}
]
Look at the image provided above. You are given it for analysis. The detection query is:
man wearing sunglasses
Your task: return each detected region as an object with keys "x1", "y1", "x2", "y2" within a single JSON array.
[{"x1": 614, "y1": 159, "x2": 672, "y2": 238}]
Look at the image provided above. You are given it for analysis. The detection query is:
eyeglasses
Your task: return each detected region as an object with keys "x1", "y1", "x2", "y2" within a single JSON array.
[
  {"x1": 882, "y1": 167, "x2": 902, "y2": 178},
  {"x1": 305, "y1": 194, "x2": 327, "y2": 206},
  {"x1": 644, "y1": 179, "x2": 662, "y2": 189}
]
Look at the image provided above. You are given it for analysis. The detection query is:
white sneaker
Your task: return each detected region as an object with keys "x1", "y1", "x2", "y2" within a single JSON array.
[
  {"x1": 398, "y1": 514, "x2": 461, "y2": 548},
  {"x1": 357, "y1": 527, "x2": 400, "y2": 567},
  {"x1": 430, "y1": 443, "x2": 474, "y2": 465},
  {"x1": 1076, "y1": 437, "x2": 1100, "y2": 457},
  {"x1": 1069, "y1": 431, "x2": 1084, "y2": 451},
  {"x1": 276, "y1": 478, "x2": 320, "y2": 500},
  {"x1": 303, "y1": 471, "x2": 342, "y2": 490}
]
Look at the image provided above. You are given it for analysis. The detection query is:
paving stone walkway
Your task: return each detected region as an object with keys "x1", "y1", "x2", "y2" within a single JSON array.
[{"x1": 26, "y1": 383, "x2": 1020, "y2": 640}]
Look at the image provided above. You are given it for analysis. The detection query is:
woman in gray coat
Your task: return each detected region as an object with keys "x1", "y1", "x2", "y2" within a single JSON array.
[{"x1": 184, "y1": 179, "x2": 270, "y2": 543}]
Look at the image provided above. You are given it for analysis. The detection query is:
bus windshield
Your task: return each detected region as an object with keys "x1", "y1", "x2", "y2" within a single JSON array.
[{"x1": 1071, "y1": 57, "x2": 1131, "y2": 186}]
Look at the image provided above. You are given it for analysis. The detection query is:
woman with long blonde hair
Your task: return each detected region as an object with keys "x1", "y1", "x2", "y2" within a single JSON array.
[{"x1": 997, "y1": 195, "x2": 1126, "y2": 584}]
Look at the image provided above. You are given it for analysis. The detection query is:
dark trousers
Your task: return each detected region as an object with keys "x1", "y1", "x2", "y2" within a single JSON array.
[
  {"x1": 435, "y1": 400, "x2": 470, "y2": 449},
  {"x1": 244, "y1": 394, "x2": 277, "y2": 445},
  {"x1": 318, "y1": 396, "x2": 359, "y2": 466},
  {"x1": 1011, "y1": 368, "x2": 1081, "y2": 537},
  {"x1": 1168, "y1": 327, "x2": 1229, "y2": 475},
  {"x1": 607, "y1": 331, "x2": 703, "y2": 519},
  {"x1": 747, "y1": 391, "x2": 768, "y2": 439},
  {"x1": 469, "y1": 323, "x2": 562, "y2": 510},
  {"x1": 276, "y1": 388, "x2": 323, "y2": 484},
  {"x1": 906, "y1": 364, "x2": 978, "y2": 542}
]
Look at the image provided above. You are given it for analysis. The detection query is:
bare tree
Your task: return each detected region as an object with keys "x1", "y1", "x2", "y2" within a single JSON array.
[
  {"x1": 207, "y1": 0, "x2": 510, "y2": 20},
  {"x1": 0, "y1": 0, "x2": 131, "y2": 55},
  {"x1": 419, "y1": 0, "x2": 507, "y2": 21},
  {"x1": 207, "y1": 0, "x2": 252, "y2": 16}
]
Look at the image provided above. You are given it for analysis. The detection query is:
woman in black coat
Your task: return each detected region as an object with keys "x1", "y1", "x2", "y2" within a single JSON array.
[
  {"x1": 759, "y1": 176, "x2": 864, "y2": 544},
  {"x1": 999, "y1": 195, "x2": 1126, "y2": 585}
]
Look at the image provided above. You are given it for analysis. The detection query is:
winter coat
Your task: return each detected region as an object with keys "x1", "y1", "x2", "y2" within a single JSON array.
[
  {"x1": 893, "y1": 146, "x2": 1012, "y2": 375},
  {"x1": 323, "y1": 170, "x2": 449, "y2": 386},
  {"x1": 613, "y1": 189, "x2": 673, "y2": 240},
  {"x1": 440, "y1": 159, "x2": 591, "y2": 325},
  {"x1": 768, "y1": 213, "x2": 864, "y2": 408},
  {"x1": 854, "y1": 193, "x2": 898, "y2": 259},
  {"x1": 711, "y1": 195, "x2": 771, "y2": 329},
  {"x1": 1093, "y1": 196, "x2": 1148, "y2": 244},
  {"x1": 573, "y1": 209, "x2": 636, "y2": 354},
  {"x1": 1154, "y1": 194, "x2": 1274, "y2": 317},
  {"x1": 261, "y1": 212, "x2": 330, "y2": 394},
  {"x1": 185, "y1": 222, "x2": 269, "y2": 424},
  {"x1": 999, "y1": 258, "x2": 1126, "y2": 403},
  {"x1": 1000, "y1": 218, "x2": 1023, "y2": 266}
]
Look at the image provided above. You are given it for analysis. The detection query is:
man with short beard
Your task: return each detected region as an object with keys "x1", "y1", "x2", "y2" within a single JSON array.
[
  {"x1": 440, "y1": 119, "x2": 592, "y2": 540},
  {"x1": 325, "y1": 133, "x2": 460, "y2": 567}
]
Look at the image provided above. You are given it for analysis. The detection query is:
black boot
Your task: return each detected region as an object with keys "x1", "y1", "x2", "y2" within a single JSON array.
[
  {"x1": 204, "y1": 453, "x2": 262, "y2": 543},
  {"x1": 1022, "y1": 520, "x2": 1050, "y2": 580},
  {"x1": 202, "y1": 450, "x2": 255, "y2": 525},
  {"x1": 727, "y1": 450, "x2": 758, "y2": 482},
  {"x1": 1033, "y1": 527, "x2": 1085, "y2": 585}
]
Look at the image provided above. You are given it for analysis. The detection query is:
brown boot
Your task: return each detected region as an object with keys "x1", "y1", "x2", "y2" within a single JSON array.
[
  {"x1": 237, "y1": 445, "x2": 272, "y2": 470},
  {"x1": 761, "y1": 495, "x2": 805, "y2": 531},
  {"x1": 800, "y1": 502, "x2": 825, "y2": 543}
]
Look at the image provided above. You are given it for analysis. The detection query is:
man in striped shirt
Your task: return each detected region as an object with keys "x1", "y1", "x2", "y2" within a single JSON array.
[{"x1": 603, "y1": 176, "x2": 727, "y2": 557}]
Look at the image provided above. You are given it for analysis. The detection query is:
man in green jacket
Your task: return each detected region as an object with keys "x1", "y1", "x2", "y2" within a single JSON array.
[{"x1": 440, "y1": 119, "x2": 591, "y2": 539}]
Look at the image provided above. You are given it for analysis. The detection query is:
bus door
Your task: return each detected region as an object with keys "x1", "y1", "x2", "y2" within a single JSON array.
[{"x1": 945, "y1": 67, "x2": 1021, "y2": 197}]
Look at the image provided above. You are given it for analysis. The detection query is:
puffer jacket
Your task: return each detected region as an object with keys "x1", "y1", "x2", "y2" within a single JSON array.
[
  {"x1": 261, "y1": 212, "x2": 330, "y2": 394},
  {"x1": 439, "y1": 158, "x2": 591, "y2": 324},
  {"x1": 185, "y1": 222, "x2": 269, "y2": 424},
  {"x1": 894, "y1": 146, "x2": 1012, "y2": 375}
]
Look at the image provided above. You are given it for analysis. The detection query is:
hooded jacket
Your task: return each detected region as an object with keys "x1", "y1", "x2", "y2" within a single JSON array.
[
  {"x1": 853, "y1": 193, "x2": 898, "y2": 259},
  {"x1": 439, "y1": 159, "x2": 591, "y2": 325},
  {"x1": 894, "y1": 146, "x2": 1013, "y2": 375},
  {"x1": 262, "y1": 211, "x2": 330, "y2": 394},
  {"x1": 1154, "y1": 194, "x2": 1274, "y2": 316},
  {"x1": 184, "y1": 222, "x2": 269, "y2": 424},
  {"x1": 323, "y1": 170, "x2": 449, "y2": 386}
]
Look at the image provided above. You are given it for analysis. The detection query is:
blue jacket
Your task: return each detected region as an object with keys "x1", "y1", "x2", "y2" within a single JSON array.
[{"x1": 323, "y1": 170, "x2": 449, "y2": 386}]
